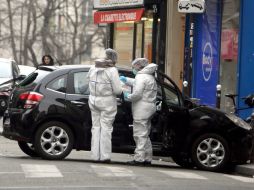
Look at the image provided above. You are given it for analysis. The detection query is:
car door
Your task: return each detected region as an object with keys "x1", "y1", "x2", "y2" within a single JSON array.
[
  {"x1": 65, "y1": 69, "x2": 91, "y2": 150},
  {"x1": 156, "y1": 72, "x2": 190, "y2": 153},
  {"x1": 65, "y1": 68, "x2": 135, "y2": 151},
  {"x1": 112, "y1": 70, "x2": 135, "y2": 150}
]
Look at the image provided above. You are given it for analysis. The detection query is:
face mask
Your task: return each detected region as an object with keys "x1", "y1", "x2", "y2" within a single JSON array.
[{"x1": 132, "y1": 68, "x2": 138, "y2": 75}]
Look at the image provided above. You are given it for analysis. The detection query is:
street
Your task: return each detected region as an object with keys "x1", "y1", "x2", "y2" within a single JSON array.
[{"x1": 0, "y1": 119, "x2": 253, "y2": 190}]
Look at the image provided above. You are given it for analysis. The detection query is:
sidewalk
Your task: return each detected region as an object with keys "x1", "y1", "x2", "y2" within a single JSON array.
[{"x1": 234, "y1": 164, "x2": 254, "y2": 177}]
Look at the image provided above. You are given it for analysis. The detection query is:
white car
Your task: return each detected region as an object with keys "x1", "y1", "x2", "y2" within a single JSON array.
[{"x1": 18, "y1": 65, "x2": 36, "y2": 77}]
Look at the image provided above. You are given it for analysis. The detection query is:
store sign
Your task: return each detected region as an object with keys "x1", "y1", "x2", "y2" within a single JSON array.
[
  {"x1": 94, "y1": 8, "x2": 144, "y2": 24},
  {"x1": 202, "y1": 42, "x2": 213, "y2": 81},
  {"x1": 193, "y1": 0, "x2": 220, "y2": 107},
  {"x1": 178, "y1": 0, "x2": 205, "y2": 13},
  {"x1": 94, "y1": 0, "x2": 144, "y2": 9},
  {"x1": 221, "y1": 29, "x2": 238, "y2": 61}
]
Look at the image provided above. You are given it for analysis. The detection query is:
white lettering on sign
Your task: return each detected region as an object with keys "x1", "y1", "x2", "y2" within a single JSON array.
[
  {"x1": 94, "y1": 0, "x2": 144, "y2": 9},
  {"x1": 100, "y1": 12, "x2": 137, "y2": 22},
  {"x1": 202, "y1": 42, "x2": 213, "y2": 82}
]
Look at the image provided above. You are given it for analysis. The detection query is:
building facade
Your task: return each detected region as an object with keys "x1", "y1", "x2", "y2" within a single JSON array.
[{"x1": 182, "y1": 0, "x2": 254, "y2": 118}]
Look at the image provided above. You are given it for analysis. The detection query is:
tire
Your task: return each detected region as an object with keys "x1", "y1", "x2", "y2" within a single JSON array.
[
  {"x1": 191, "y1": 133, "x2": 230, "y2": 172},
  {"x1": 18, "y1": 141, "x2": 38, "y2": 157},
  {"x1": 34, "y1": 121, "x2": 74, "y2": 160},
  {"x1": 172, "y1": 155, "x2": 194, "y2": 169}
]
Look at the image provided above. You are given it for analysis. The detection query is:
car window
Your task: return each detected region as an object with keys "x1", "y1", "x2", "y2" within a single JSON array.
[
  {"x1": 164, "y1": 86, "x2": 180, "y2": 106},
  {"x1": 0, "y1": 61, "x2": 12, "y2": 78},
  {"x1": 47, "y1": 75, "x2": 67, "y2": 93},
  {"x1": 73, "y1": 72, "x2": 89, "y2": 95},
  {"x1": 18, "y1": 69, "x2": 51, "y2": 87}
]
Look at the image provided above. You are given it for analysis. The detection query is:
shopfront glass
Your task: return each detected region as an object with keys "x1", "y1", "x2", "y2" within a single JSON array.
[
  {"x1": 114, "y1": 22, "x2": 134, "y2": 67},
  {"x1": 113, "y1": 10, "x2": 154, "y2": 67},
  {"x1": 219, "y1": 0, "x2": 240, "y2": 113}
]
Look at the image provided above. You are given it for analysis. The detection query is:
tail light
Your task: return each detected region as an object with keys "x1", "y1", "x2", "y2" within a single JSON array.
[{"x1": 19, "y1": 92, "x2": 44, "y2": 109}]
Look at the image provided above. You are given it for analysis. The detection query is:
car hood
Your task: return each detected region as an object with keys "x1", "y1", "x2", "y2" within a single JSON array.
[{"x1": 188, "y1": 105, "x2": 234, "y2": 129}]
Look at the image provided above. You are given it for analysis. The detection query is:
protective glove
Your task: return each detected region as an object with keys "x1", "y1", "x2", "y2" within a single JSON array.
[
  {"x1": 123, "y1": 92, "x2": 130, "y2": 99},
  {"x1": 119, "y1": 76, "x2": 127, "y2": 83}
]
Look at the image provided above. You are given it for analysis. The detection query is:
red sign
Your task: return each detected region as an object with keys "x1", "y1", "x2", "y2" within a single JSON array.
[
  {"x1": 94, "y1": 8, "x2": 144, "y2": 24},
  {"x1": 221, "y1": 29, "x2": 239, "y2": 61}
]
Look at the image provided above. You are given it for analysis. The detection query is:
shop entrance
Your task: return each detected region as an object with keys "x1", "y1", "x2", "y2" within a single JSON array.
[{"x1": 113, "y1": 10, "x2": 158, "y2": 67}]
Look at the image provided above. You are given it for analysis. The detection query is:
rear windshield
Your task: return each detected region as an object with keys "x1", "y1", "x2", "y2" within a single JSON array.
[{"x1": 18, "y1": 69, "x2": 51, "y2": 87}]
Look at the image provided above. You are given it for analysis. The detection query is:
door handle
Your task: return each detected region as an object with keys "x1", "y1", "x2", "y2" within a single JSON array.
[{"x1": 71, "y1": 101, "x2": 86, "y2": 106}]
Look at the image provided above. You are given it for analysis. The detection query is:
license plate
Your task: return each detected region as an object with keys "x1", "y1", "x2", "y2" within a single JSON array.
[{"x1": 4, "y1": 118, "x2": 10, "y2": 125}]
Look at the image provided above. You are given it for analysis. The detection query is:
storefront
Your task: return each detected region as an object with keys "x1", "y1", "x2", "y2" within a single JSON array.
[
  {"x1": 93, "y1": 0, "x2": 167, "y2": 71},
  {"x1": 184, "y1": 0, "x2": 254, "y2": 118}
]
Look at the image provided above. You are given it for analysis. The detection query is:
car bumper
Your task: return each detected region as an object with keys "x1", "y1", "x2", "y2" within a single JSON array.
[
  {"x1": 230, "y1": 128, "x2": 254, "y2": 163},
  {"x1": 1, "y1": 109, "x2": 31, "y2": 142}
]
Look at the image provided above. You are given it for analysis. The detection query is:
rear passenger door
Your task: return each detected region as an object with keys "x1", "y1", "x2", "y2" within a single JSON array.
[{"x1": 65, "y1": 69, "x2": 91, "y2": 149}]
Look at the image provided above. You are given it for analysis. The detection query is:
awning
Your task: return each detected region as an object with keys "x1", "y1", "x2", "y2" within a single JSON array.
[{"x1": 94, "y1": 8, "x2": 144, "y2": 24}]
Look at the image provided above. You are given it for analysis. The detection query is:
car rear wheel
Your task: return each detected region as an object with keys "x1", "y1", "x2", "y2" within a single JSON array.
[
  {"x1": 18, "y1": 141, "x2": 38, "y2": 157},
  {"x1": 34, "y1": 121, "x2": 74, "y2": 160},
  {"x1": 191, "y1": 133, "x2": 230, "y2": 172}
]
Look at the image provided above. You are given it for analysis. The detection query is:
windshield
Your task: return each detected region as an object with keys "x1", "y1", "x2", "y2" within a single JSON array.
[
  {"x1": 0, "y1": 61, "x2": 12, "y2": 78},
  {"x1": 18, "y1": 69, "x2": 51, "y2": 87}
]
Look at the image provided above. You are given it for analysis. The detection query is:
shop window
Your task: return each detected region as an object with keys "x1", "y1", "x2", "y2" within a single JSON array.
[
  {"x1": 114, "y1": 22, "x2": 134, "y2": 67},
  {"x1": 219, "y1": 0, "x2": 239, "y2": 113}
]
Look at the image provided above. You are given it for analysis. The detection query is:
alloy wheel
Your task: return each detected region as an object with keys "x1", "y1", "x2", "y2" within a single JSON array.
[
  {"x1": 196, "y1": 138, "x2": 225, "y2": 168},
  {"x1": 40, "y1": 126, "x2": 69, "y2": 156}
]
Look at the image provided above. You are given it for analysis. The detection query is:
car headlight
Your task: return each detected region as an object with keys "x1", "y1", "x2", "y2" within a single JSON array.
[{"x1": 226, "y1": 114, "x2": 252, "y2": 131}]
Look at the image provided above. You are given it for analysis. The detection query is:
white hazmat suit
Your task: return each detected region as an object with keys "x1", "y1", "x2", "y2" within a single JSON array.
[
  {"x1": 125, "y1": 59, "x2": 158, "y2": 164},
  {"x1": 88, "y1": 49, "x2": 122, "y2": 161}
]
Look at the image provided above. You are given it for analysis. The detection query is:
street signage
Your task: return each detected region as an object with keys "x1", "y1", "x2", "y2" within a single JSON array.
[
  {"x1": 94, "y1": 8, "x2": 144, "y2": 24},
  {"x1": 94, "y1": 0, "x2": 144, "y2": 9},
  {"x1": 178, "y1": 0, "x2": 205, "y2": 13}
]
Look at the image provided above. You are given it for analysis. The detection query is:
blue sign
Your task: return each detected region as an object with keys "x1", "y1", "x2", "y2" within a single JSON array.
[{"x1": 193, "y1": 0, "x2": 221, "y2": 107}]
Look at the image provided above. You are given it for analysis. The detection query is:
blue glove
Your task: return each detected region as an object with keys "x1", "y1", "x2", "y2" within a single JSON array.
[
  {"x1": 123, "y1": 92, "x2": 130, "y2": 99},
  {"x1": 119, "y1": 76, "x2": 127, "y2": 83}
]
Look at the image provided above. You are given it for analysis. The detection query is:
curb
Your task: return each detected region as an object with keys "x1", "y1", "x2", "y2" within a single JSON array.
[{"x1": 234, "y1": 164, "x2": 254, "y2": 177}]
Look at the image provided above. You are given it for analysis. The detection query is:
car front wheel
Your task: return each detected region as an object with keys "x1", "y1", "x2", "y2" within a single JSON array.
[
  {"x1": 191, "y1": 133, "x2": 230, "y2": 172},
  {"x1": 34, "y1": 121, "x2": 74, "y2": 160}
]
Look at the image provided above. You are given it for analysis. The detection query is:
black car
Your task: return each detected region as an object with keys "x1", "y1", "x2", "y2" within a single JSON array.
[{"x1": 1, "y1": 65, "x2": 254, "y2": 172}]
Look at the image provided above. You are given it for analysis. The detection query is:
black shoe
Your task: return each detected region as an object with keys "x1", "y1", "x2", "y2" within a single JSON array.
[
  {"x1": 127, "y1": 160, "x2": 145, "y2": 166},
  {"x1": 100, "y1": 159, "x2": 111, "y2": 164}
]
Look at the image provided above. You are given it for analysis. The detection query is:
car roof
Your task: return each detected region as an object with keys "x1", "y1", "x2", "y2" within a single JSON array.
[{"x1": 38, "y1": 64, "x2": 132, "y2": 72}]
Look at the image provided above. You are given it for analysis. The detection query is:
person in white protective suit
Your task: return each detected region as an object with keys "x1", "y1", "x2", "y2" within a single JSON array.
[
  {"x1": 119, "y1": 58, "x2": 158, "y2": 166},
  {"x1": 88, "y1": 48, "x2": 122, "y2": 163}
]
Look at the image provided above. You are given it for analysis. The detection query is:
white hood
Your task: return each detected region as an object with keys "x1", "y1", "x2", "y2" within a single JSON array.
[{"x1": 138, "y1": 63, "x2": 158, "y2": 75}]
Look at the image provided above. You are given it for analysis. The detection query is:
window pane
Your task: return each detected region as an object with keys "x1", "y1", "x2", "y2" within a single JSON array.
[
  {"x1": 114, "y1": 22, "x2": 134, "y2": 67},
  {"x1": 47, "y1": 75, "x2": 66, "y2": 93},
  {"x1": 73, "y1": 72, "x2": 89, "y2": 95}
]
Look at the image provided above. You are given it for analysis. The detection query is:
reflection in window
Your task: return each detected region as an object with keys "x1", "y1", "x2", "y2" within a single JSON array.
[
  {"x1": 47, "y1": 75, "x2": 66, "y2": 93},
  {"x1": 114, "y1": 22, "x2": 134, "y2": 67},
  {"x1": 73, "y1": 72, "x2": 89, "y2": 95}
]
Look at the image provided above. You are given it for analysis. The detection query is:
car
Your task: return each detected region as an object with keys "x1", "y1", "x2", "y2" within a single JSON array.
[
  {"x1": 18, "y1": 65, "x2": 36, "y2": 77},
  {"x1": 1, "y1": 65, "x2": 254, "y2": 172},
  {"x1": 0, "y1": 58, "x2": 26, "y2": 115},
  {"x1": 179, "y1": 3, "x2": 190, "y2": 10},
  {"x1": 191, "y1": 3, "x2": 203, "y2": 10}
]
